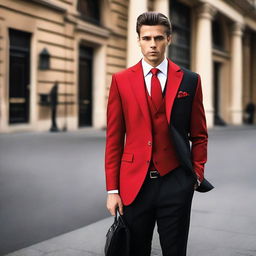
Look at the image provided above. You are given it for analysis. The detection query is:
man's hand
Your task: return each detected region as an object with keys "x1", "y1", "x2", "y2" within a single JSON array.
[
  {"x1": 194, "y1": 178, "x2": 201, "y2": 190},
  {"x1": 194, "y1": 182, "x2": 199, "y2": 190},
  {"x1": 106, "y1": 193, "x2": 124, "y2": 216}
]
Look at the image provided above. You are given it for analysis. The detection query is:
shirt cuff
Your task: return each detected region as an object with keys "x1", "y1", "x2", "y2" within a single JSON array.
[{"x1": 107, "y1": 190, "x2": 119, "y2": 194}]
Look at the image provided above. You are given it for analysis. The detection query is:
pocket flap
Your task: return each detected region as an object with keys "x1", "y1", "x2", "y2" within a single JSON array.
[{"x1": 121, "y1": 153, "x2": 134, "y2": 162}]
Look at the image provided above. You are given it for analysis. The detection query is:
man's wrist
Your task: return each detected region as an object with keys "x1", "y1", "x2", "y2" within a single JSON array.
[{"x1": 194, "y1": 172, "x2": 202, "y2": 187}]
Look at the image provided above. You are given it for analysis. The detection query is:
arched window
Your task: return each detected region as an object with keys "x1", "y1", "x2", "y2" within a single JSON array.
[
  {"x1": 77, "y1": 0, "x2": 100, "y2": 25},
  {"x1": 212, "y1": 19, "x2": 225, "y2": 50}
]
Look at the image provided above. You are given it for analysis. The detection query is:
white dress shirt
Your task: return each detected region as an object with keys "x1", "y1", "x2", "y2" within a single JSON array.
[{"x1": 142, "y1": 57, "x2": 168, "y2": 96}]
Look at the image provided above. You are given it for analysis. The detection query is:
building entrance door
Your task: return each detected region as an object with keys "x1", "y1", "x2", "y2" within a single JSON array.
[
  {"x1": 78, "y1": 45, "x2": 93, "y2": 127},
  {"x1": 9, "y1": 29, "x2": 31, "y2": 124}
]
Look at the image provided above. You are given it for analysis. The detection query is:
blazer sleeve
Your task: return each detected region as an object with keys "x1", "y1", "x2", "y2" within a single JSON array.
[
  {"x1": 189, "y1": 74, "x2": 208, "y2": 182},
  {"x1": 105, "y1": 74, "x2": 126, "y2": 191}
]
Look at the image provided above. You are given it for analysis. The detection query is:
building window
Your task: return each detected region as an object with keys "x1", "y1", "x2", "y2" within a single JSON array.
[
  {"x1": 169, "y1": 0, "x2": 191, "y2": 69},
  {"x1": 77, "y1": 0, "x2": 100, "y2": 25},
  {"x1": 212, "y1": 19, "x2": 225, "y2": 51}
]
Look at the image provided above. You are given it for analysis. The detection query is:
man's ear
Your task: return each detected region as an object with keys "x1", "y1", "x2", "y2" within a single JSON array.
[
  {"x1": 137, "y1": 36, "x2": 141, "y2": 47},
  {"x1": 167, "y1": 35, "x2": 172, "y2": 46}
]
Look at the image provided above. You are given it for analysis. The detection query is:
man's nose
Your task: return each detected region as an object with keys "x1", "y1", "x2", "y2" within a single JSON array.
[{"x1": 150, "y1": 39, "x2": 156, "y2": 47}]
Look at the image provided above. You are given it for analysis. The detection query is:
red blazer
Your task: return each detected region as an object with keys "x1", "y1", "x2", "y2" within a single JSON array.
[{"x1": 105, "y1": 59, "x2": 208, "y2": 206}]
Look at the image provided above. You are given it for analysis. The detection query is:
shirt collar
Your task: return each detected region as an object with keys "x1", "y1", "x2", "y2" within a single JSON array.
[{"x1": 141, "y1": 57, "x2": 168, "y2": 77}]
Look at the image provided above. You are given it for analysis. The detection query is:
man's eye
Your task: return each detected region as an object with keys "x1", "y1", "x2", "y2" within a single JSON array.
[
  {"x1": 155, "y1": 36, "x2": 164, "y2": 41},
  {"x1": 142, "y1": 37, "x2": 150, "y2": 41}
]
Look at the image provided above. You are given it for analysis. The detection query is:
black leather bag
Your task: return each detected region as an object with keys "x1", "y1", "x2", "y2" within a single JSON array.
[{"x1": 105, "y1": 208, "x2": 130, "y2": 256}]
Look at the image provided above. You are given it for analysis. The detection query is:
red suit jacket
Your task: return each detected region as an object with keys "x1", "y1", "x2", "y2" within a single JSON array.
[{"x1": 105, "y1": 59, "x2": 208, "y2": 206}]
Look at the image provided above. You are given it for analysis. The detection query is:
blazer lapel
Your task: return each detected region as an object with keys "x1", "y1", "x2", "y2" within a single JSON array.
[
  {"x1": 129, "y1": 60, "x2": 152, "y2": 133},
  {"x1": 165, "y1": 59, "x2": 184, "y2": 125}
]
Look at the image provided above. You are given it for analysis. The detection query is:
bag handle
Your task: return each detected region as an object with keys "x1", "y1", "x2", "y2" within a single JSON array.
[
  {"x1": 114, "y1": 206, "x2": 121, "y2": 221},
  {"x1": 114, "y1": 206, "x2": 125, "y2": 223}
]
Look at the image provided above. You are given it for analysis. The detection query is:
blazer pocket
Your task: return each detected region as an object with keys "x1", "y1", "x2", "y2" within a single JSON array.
[
  {"x1": 121, "y1": 153, "x2": 134, "y2": 162},
  {"x1": 176, "y1": 95, "x2": 190, "y2": 100}
]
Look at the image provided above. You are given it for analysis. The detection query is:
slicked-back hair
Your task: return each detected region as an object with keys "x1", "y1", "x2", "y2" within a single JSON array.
[{"x1": 136, "y1": 12, "x2": 172, "y2": 36}]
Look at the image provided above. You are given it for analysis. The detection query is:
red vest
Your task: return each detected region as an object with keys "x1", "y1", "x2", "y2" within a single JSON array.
[{"x1": 146, "y1": 87, "x2": 180, "y2": 175}]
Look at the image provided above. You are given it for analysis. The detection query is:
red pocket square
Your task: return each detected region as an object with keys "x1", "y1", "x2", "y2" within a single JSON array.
[{"x1": 177, "y1": 91, "x2": 190, "y2": 98}]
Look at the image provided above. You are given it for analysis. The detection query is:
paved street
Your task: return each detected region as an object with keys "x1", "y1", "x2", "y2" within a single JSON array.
[
  {"x1": 1, "y1": 125, "x2": 256, "y2": 256},
  {"x1": 0, "y1": 128, "x2": 108, "y2": 255}
]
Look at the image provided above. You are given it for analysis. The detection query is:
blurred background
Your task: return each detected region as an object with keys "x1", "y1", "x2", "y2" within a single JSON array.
[
  {"x1": 0, "y1": 0, "x2": 256, "y2": 255},
  {"x1": 0, "y1": 0, "x2": 255, "y2": 132}
]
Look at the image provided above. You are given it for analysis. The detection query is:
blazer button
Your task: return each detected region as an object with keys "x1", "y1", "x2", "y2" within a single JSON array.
[{"x1": 148, "y1": 141, "x2": 152, "y2": 146}]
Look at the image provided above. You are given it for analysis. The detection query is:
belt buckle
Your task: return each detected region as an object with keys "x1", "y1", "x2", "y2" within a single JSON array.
[{"x1": 149, "y1": 170, "x2": 159, "y2": 179}]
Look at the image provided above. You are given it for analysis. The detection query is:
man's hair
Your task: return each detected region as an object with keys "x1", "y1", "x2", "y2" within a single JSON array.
[{"x1": 136, "y1": 12, "x2": 172, "y2": 36}]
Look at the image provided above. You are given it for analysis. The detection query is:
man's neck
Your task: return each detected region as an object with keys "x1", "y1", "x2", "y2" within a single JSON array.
[{"x1": 143, "y1": 57, "x2": 166, "y2": 67}]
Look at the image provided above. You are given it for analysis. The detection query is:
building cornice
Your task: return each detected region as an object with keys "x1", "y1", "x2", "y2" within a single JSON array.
[
  {"x1": 65, "y1": 14, "x2": 111, "y2": 39},
  {"x1": 30, "y1": 0, "x2": 67, "y2": 13},
  {"x1": 223, "y1": 0, "x2": 256, "y2": 19},
  {"x1": 212, "y1": 48, "x2": 230, "y2": 60}
]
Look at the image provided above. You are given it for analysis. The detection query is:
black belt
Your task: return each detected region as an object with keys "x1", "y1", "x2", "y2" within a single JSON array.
[{"x1": 148, "y1": 169, "x2": 160, "y2": 179}]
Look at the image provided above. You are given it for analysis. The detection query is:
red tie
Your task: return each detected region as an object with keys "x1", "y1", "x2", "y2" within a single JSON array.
[{"x1": 150, "y1": 68, "x2": 162, "y2": 110}]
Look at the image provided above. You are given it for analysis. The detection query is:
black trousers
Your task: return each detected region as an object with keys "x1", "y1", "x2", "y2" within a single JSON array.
[{"x1": 123, "y1": 166, "x2": 196, "y2": 256}]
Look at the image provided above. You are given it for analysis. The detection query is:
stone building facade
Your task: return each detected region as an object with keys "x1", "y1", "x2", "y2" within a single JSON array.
[{"x1": 0, "y1": 0, "x2": 255, "y2": 132}]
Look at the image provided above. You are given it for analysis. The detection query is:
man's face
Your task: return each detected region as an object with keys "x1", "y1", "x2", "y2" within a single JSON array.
[{"x1": 138, "y1": 25, "x2": 171, "y2": 66}]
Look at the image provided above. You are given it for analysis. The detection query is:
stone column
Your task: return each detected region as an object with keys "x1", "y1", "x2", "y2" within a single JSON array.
[
  {"x1": 0, "y1": 21, "x2": 7, "y2": 132},
  {"x1": 127, "y1": 0, "x2": 147, "y2": 67},
  {"x1": 230, "y1": 22, "x2": 244, "y2": 124},
  {"x1": 153, "y1": 0, "x2": 169, "y2": 56},
  {"x1": 195, "y1": 3, "x2": 217, "y2": 128},
  {"x1": 154, "y1": 0, "x2": 169, "y2": 17}
]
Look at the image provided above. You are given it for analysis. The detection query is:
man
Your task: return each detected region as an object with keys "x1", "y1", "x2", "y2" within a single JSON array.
[{"x1": 105, "y1": 12, "x2": 209, "y2": 256}]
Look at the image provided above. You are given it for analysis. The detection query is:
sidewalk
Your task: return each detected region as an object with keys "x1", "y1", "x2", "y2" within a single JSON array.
[
  {"x1": 4, "y1": 216, "x2": 161, "y2": 256},
  {"x1": 4, "y1": 215, "x2": 164, "y2": 256},
  {"x1": 4, "y1": 217, "x2": 118, "y2": 256},
  {"x1": 5, "y1": 200, "x2": 256, "y2": 256}
]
